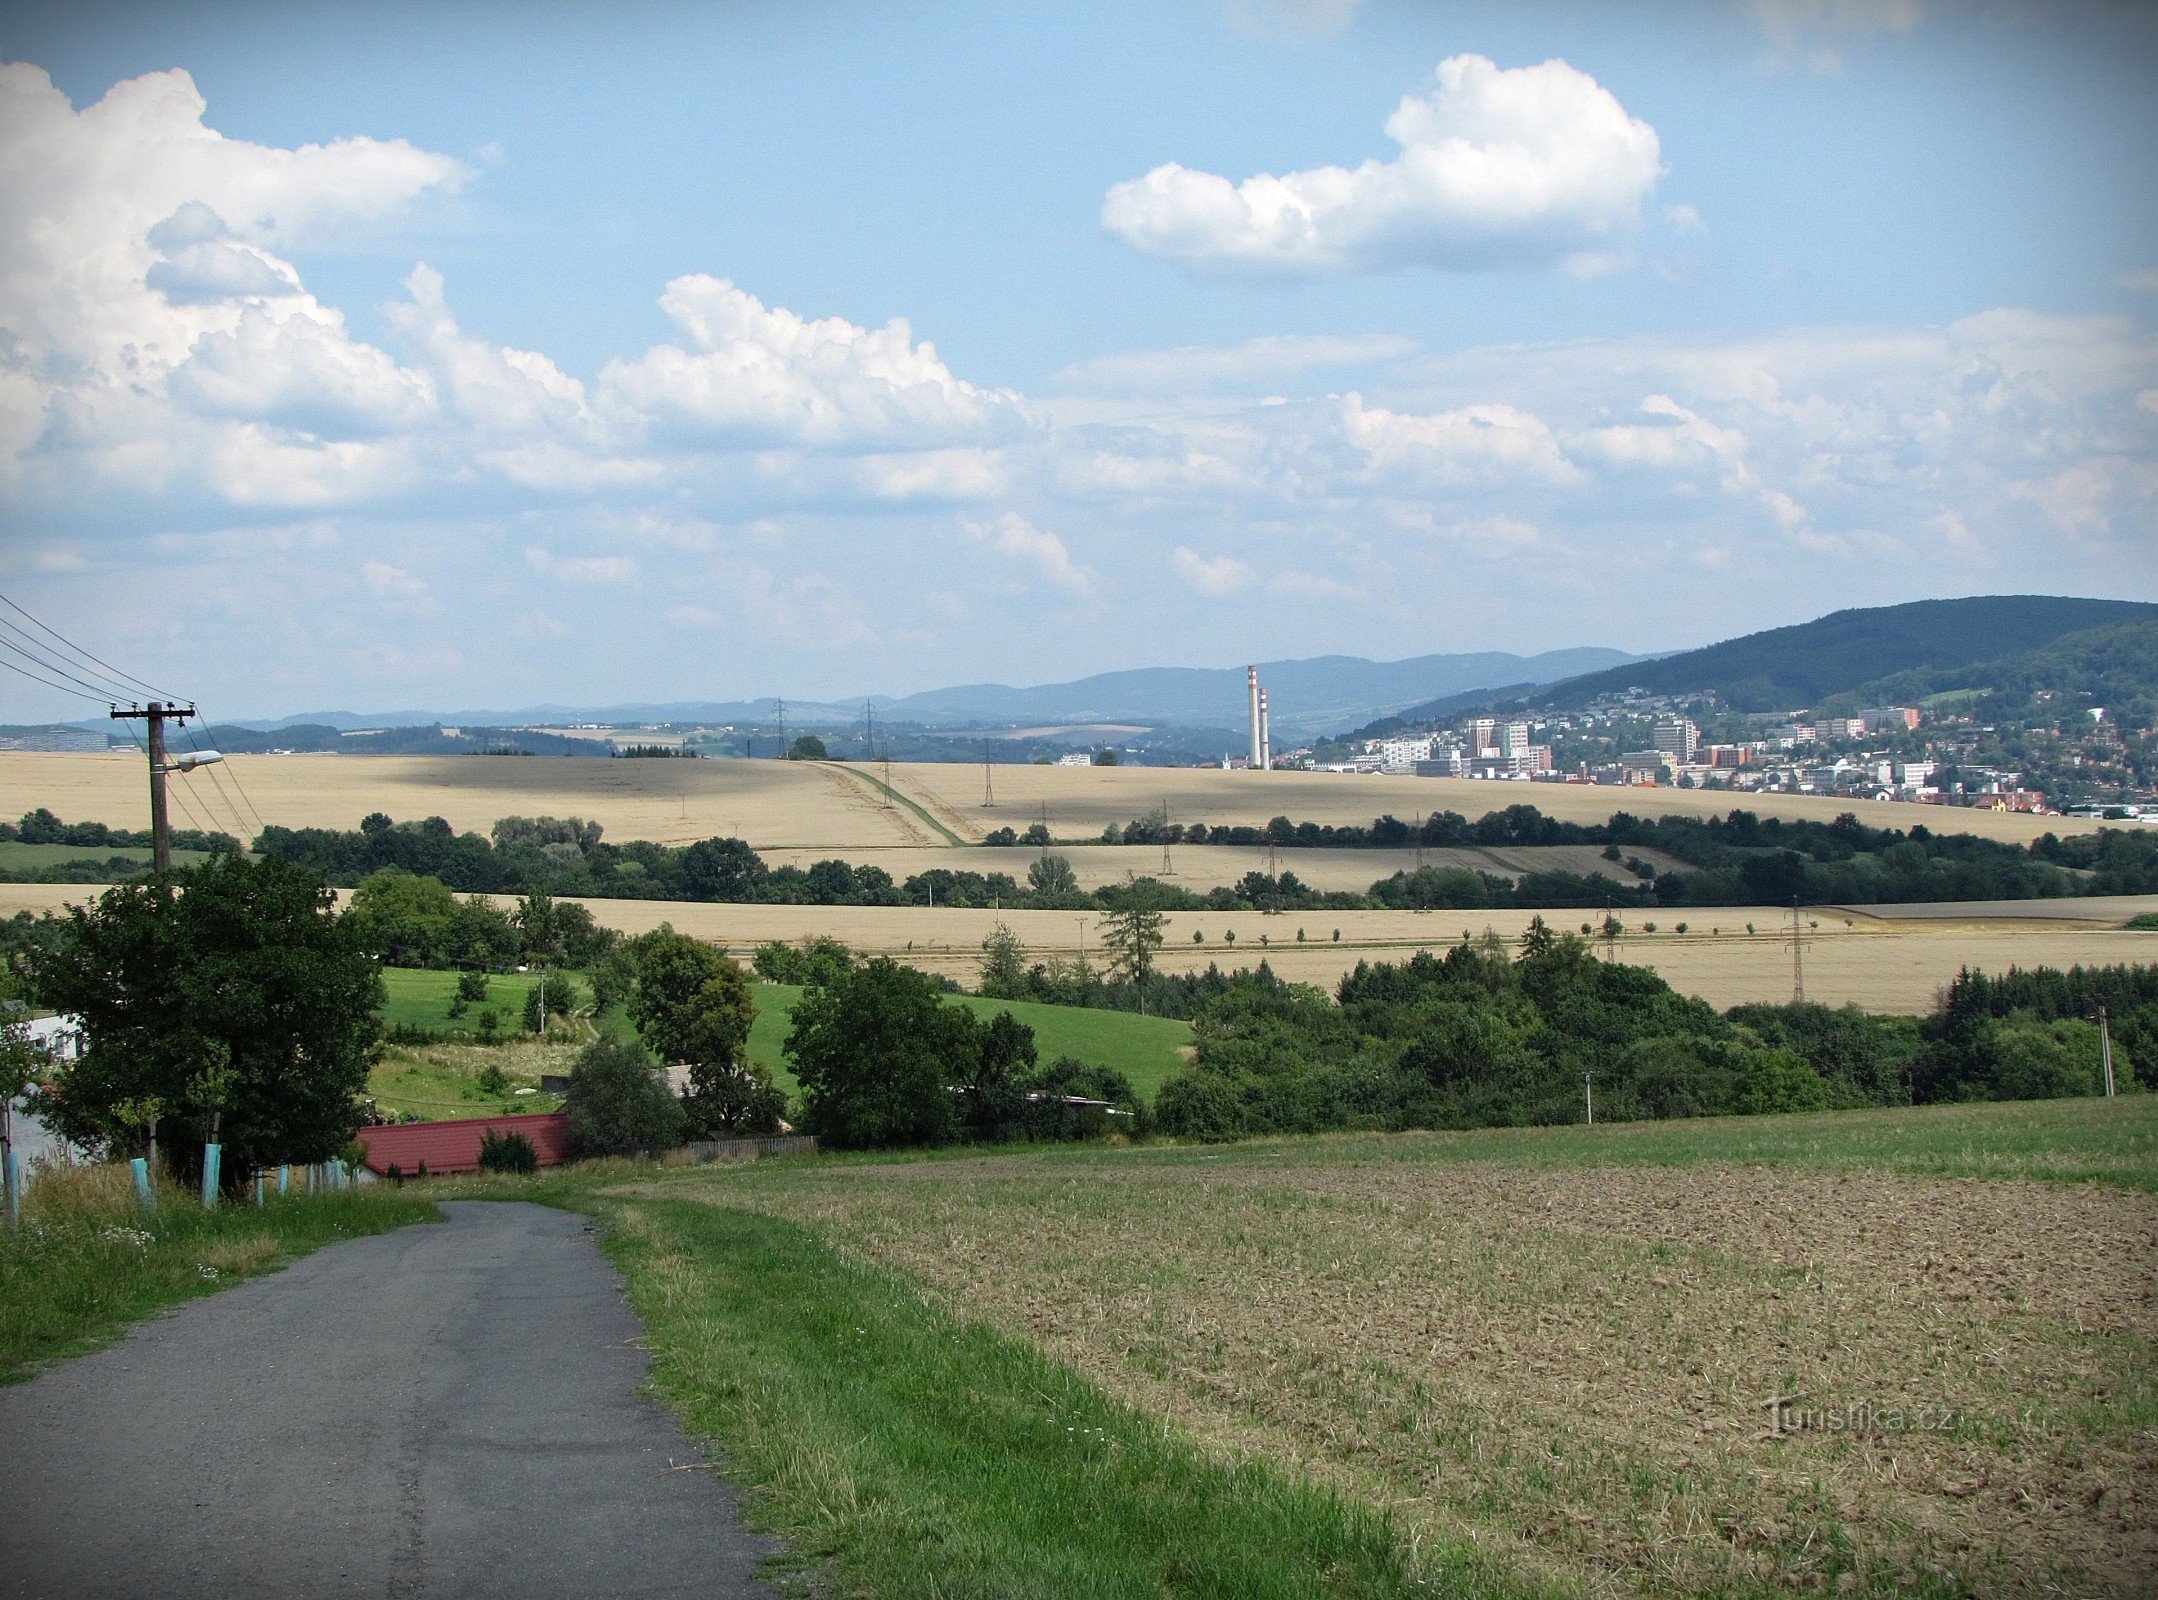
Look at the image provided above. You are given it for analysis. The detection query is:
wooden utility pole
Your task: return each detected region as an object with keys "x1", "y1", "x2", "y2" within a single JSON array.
[
  {"x1": 1791, "y1": 899, "x2": 1806, "y2": 1004},
  {"x1": 111, "y1": 701, "x2": 200, "y2": 873},
  {"x1": 1584, "y1": 1070, "x2": 1594, "y2": 1126},
  {"x1": 2098, "y1": 1003, "x2": 2116, "y2": 1097}
]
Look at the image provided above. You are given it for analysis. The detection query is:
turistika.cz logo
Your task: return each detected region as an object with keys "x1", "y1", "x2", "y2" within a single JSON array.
[{"x1": 1757, "y1": 1394, "x2": 1958, "y2": 1439}]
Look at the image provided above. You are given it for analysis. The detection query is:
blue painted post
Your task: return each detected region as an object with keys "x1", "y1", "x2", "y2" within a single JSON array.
[
  {"x1": 254, "y1": 1171, "x2": 265, "y2": 1208},
  {"x1": 4, "y1": 1151, "x2": 20, "y2": 1230},
  {"x1": 130, "y1": 1157, "x2": 155, "y2": 1215},
  {"x1": 278, "y1": 1164, "x2": 289, "y2": 1196},
  {"x1": 200, "y1": 1144, "x2": 221, "y2": 1209}
]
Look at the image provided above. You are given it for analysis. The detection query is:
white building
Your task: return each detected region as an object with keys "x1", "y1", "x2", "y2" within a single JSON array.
[
  {"x1": 1374, "y1": 735, "x2": 1434, "y2": 771},
  {"x1": 1652, "y1": 718, "x2": 1699, "y2": 763}
]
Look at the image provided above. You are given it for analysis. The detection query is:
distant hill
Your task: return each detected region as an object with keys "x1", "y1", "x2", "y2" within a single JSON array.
[
  {"x1": 1821, "y1": 617, "x2": 2158, "y2": 724},
  {"x1": 1356, "y1": 597, "x2": 2158, "y2": 732},
  {"x1": 217, "y1": 647, "x2": 1643, "y2": 740}
]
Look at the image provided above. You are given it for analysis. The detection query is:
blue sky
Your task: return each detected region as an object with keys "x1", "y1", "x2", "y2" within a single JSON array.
[{"x1": 2, "y1": 0, "x2": 2154, "y2": 721}]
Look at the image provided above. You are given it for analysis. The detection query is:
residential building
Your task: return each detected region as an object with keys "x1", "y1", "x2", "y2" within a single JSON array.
[{"x1": 1652, "y1": 718, "x2": 1698, "y2": 763}]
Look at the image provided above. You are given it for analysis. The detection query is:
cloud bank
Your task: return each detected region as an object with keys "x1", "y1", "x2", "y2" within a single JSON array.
[{"x1": 1101, "y1": 55, "x2": 1663, "y2": 277}]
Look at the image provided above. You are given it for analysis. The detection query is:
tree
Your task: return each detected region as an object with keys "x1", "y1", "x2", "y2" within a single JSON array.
[
  {"x1": 1093, "y1": 748, "x2": 1120, "y2": 766},
  {"x1": 1027, "y1": 854, "x2": 1078, "y2": 896},
  {"x1": 1098, "y1": 881, "x2": 1166, "y2": 990},
  {"x1": 31, "y1": 854, "x2": 382, "y2": 1182},
  {"x1": 563, "y1": 1036, "x2": 685, "y2": 1156},
  {"x1": 681, "y1": 1060, "x2": 788, "y2": 1138},
  {"x1": 679, "y1": 836, "x2": 767, "y2": 902},
  {"x1": 978, "y1": 923, "x2": 1028, "y2": 996},
  {"x1": 786, "y1": 958, "x2": 972, "y2": 1149},
  {"x1": 963, "y1": 1010, "x2": 1036, "y2": 1136},
  {"x1": 344, "y1": 869, "x2": 460, "y2": 966},
  {"x1": 626, "y1": 932, "x2": 756, "y2": 1068},
  {"x1": 786, "y1": 734, "x2": 829, "y2": 761}
]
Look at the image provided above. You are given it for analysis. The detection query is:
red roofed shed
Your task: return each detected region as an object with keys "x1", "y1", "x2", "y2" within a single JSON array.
[{"x1": 355, "y1": 1111, "x2": 573, "y2": 1176}]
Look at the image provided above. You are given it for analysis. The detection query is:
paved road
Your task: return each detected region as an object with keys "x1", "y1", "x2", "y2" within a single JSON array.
[{"x1": 0, "y1": 1202, "x2": 776, "y2": 1598}]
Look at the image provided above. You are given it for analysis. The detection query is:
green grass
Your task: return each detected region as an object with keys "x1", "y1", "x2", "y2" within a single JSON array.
[
  {"x1": 367, "y1": 1044, "x2": 562, "y2": 1119},
  {"x1": 586, "y1": 1192, "x2": 1535, "y2": 1599},
  {"x1": 0, "y1": 1165, "x2": 436, "y2": 1381},
  {"x1": 0, "y1": 840, "x2": 211, "y2": 873},
  {"x1": 378, "y1": 966, "x2": 548, "y2": 1034},
  {"x1": 744, "y1": 983, "x2": 1192, "y2": 1100}
]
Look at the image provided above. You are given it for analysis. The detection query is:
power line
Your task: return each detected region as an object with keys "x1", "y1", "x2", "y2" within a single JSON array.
[
  {"x1": 178, "y1": 714, "x2": 264, "y2": 838},
  {"x1": 0, "y1": 591, "x2": 178, "y2": 702},
  {"x1": 0, "y1": 616, "x2": 142, "y2": 701},
  {"x1": 0, "y1": 652, "x2": 112, "y2": 705},
  {"x1": 0, "y1": 633, "x2": 128, "y2": 703},
  {"x1": 114, "y1": 715, "x2": 220, "y2": 843}
]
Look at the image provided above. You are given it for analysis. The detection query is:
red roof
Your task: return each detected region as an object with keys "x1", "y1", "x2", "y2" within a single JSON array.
[{"x1": 355, "y1": 1111, "x2": 573, "y2": 1175}]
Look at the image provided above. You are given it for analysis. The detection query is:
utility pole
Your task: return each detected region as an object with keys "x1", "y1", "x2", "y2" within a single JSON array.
[
  {"x1": 2097, "y1": 1003, "x2": 2116, "y2": 1097},
  {"x1": 1791, "y1": 898, "x2": 1806, "y2": 1004},
  {"x1": 776, "y1": 697, "x2": 785, "y2": 758},
  {"x1": 111, "y1": 701, "x2": 213, "y2": 874},
  {"x1": 1584, "y1": 1070, "x2": 1594, "y2": 1126},
  {"x1": 1161, "y1": 801, "x2": 1174, "y2": 877}
]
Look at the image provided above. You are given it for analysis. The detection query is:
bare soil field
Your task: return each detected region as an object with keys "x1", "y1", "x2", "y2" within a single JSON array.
[
  {"x1": 0, "y1": 751, "x2": 924, "y2": 849},
  {"x1": 896, "y1": 760, "x2": 2093, "y2": 846},
  {"x1": 674, "y1": 1116, "x2": 2158, "y2": 1597}
]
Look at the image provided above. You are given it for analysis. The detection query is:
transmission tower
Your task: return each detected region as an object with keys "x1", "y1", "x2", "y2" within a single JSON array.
[
  {"x1": 881, "y1": 742, "x2": 894, "y2": 808},
  {"x1": 982, "y1": 739, "x2": 995, "y2": 807},
  {"x1": 1160, "y1": 801, "x2": 1173, "y2": 877},
  {"x1": 775, "y1": 697, "x2": 785, "y2": 758},
  {"x1": 1790, "y1": 899, "x2": 1806, "y2": 1003}
]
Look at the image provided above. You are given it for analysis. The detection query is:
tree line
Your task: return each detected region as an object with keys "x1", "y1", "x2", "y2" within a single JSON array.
[{"x1": 1145, "y1": 928, "x2": 2138, "y2": 1142}]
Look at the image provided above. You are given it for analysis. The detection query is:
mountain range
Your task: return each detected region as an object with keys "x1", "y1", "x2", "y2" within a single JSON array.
[
  {"x1": 1349, "y1": 596, "x2": 2158, "y2": 735},
  {"x1": 224, "y1": 647, "x2": 1643, "y2": 740}
]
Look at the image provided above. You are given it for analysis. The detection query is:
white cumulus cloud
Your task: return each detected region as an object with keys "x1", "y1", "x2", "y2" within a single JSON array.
[
  {"x1": 1102, "y1": 55, "x2": 1663, "y2": 277},
  {"x1": 1173, "y1": 546, "x2": 1257, "y2": 596},
  {"x1": 1340, "y1": 393, "x2": 1578, "y2": 484},
  {"x1": 963, "y1": 512, "x2": 1094, "y2": 594},
  {"x1": 600, "y1": 275, "x2": 1024, "y2": 451}
]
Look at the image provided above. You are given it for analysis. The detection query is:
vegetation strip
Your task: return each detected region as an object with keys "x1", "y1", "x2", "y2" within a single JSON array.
[
  {"x1": 588, "y1": 1190, "x2": 1537, "y2": 1600},
  {"x1": 832, "y1": 763, "x2": 969, "y2": 846}
]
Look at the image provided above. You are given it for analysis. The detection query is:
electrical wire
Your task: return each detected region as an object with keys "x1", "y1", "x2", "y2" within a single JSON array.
[
  {"x1": 0, "y1": 634, "x2": 127, "y2": 704},
  {"x1": 0, "y1": 591, "x2": 178, "y2": 703},
  {"x1": 113, "y1": 716, "x2": 220, "y2": 844},
  {"x1": 178, "y1": 715, "x2": 265, "y2": 839},
  {"x1": 0, "y1": 652, "x2": 115, "y2": 706},
  {"x1": 0, "y1": 612, "x2": 143, "y2": 702}
]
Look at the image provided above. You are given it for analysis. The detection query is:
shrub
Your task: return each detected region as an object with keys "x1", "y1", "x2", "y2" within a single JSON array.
[
  {"x1": 1155, "y1": 1071, "x2": 1248, "y2": 1143},
  {"x1": 456, "y1": 970, "x2": 489, "y2": 1003},
  {"x1": 476, "y1": 1129, "x2": 539, "y2": 1174},
  {"x1": 563, "y1": 1036, "x2": 686, "y2": 1157},
  {"x1": 477, "y1": 1063, "x2": 510, "y2": 1096}
]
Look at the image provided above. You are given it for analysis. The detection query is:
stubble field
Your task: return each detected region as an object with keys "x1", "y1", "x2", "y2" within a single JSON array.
[
  {"x1": 2, "y1": 751, "x2": 2093, "y2": 850},
  {"x1": 590, "y1": 1096, "x2": 2158, "y2": 1599}
]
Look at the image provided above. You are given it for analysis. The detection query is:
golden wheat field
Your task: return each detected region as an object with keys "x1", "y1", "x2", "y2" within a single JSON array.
[
  {"x1": 7, "y1": 879, "x2": 2154, "y2": 1011},
  {"x1": 1, "y1": 751, "x2": 2094, "y2": 851}
]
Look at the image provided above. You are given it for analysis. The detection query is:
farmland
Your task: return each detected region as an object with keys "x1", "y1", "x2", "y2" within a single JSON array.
[
  {"x1": 0, "y1": 750, "x2": 2097, "y2": 851},
  {"x1": 471, "y1": 1094, "x2": 2157, "y2": 1598},
  {"x1": 12, "y1": 879, "x2": 2158, "y2": 1013}
]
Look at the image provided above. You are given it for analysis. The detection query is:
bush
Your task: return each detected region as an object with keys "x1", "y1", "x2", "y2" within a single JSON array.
[
  {"x1": 1155, "y1": 1071, "x2": 1248, "y2": 1143},
  {"x1": 563, "y1": 1036, "x2": 686, "y2": 1157},
  {"x1": 477, "y1": 1129, "x2": 539, "y2": 1174}
]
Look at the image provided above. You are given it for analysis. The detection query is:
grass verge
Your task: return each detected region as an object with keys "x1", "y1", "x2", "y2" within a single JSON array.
[
  {"x1": 588, "y1": 1188, "x2": 1537, "y2": 1600},
  {"x1": 0, "y1": 1163, "x2": 437, "y2": 1381}
]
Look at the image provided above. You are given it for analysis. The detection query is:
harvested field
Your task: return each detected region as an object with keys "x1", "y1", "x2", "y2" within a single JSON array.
[
  {"x1": 671, "y1": 1103, "x2": 2158, "y2": 1598},
  {"x1": 759, "y1": 840, "x2": 1691, "y2": 893},
  {"x1": 10, "y1": 882, "x2": 2158, "y2": 1011},
  {"x1": 0, "y1": 751, "x2": 924, "y2": 849},
  {"x1": 895, "y1": 760, "x2": 2092, "y2": 846},
  {"x1": 2, "y1": 752, "x2": 2093, "y2": 853}
]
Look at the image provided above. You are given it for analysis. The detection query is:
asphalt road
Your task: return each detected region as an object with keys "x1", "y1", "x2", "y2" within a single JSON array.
[{"x1": 0, "y1": 1201, "x2": 776, "y2": 1598}]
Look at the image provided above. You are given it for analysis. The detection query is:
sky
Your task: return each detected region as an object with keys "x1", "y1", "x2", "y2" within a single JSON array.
[{"x1": 1, "y1": 0, "x2": 2155, "y2": 723}]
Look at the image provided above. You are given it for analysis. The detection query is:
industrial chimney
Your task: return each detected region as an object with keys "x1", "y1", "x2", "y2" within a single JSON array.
[
  {"x1": 1259, "y1": 687, "x2": 1271, "y2": 771},
  {"x1": 1247, "y1": 666, "x2": 1262, "y2": 769}
]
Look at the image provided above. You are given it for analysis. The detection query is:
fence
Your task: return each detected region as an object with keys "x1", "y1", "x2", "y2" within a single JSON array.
[{"x1": 683, "y1": 1135, "x2": 817, "y2": 1164}]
